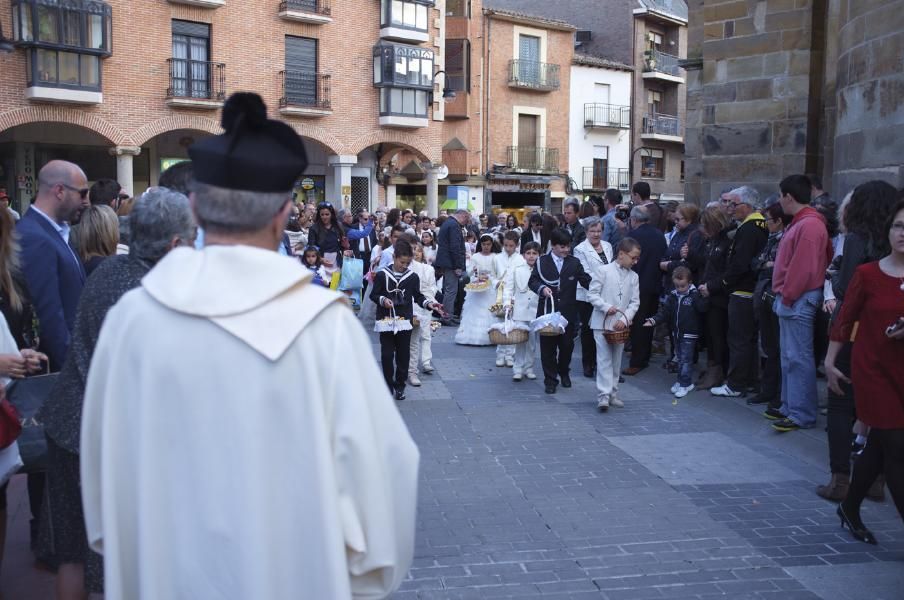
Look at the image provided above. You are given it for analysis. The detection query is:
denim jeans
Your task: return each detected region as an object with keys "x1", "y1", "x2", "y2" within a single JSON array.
[
  {"x1": 774, "y1": 289, "x2": 822, "y2": 427},
  {"x1": 674, "y1": 335, "x2": 696, "y2": 387}
]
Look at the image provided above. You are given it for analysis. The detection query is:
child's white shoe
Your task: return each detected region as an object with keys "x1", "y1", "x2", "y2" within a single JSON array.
[
  {"x1": 512, "y1": 372, "x2": 523, "y2": 381},
  {"x1": 525, "y1": 371, "x2": 537, "y2": 380},
  {"x1": 674, "y1": 384, "x2": 694, "y2": 399},
  {"x1": 610, "y1": 396, "x2": 624, "y2": 408},
  {"x1": 496, "y1": 357, "x2": 505, "y2": 367},
  {"x1": 670, "y1": 382, "x2": 681, "y2": 394}
]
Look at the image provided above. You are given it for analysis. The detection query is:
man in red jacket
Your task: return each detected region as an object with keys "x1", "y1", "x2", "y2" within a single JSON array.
[{"x1": 770, "y1": 174, "x2": 834, "y2": 432}]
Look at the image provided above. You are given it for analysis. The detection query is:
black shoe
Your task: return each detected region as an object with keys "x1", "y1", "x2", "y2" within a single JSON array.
[
  {"x1": 772, "y1": 417, "x2": 800, "y2": 432},
  {"x1": 560, "y1": 375, "x2": 572, "y2": 388},
  {"x1": 544, "y1": 384, "x2": 556, "y2": 394},
  {"x1": 583, "y1": 367, "x2": 595, "y2": 378},
  {"x1": 837, "y1": 505, "x2": 877, "y2": 545},
  {"x1": 394, "y1": 388, "x2": 406, "y2": 401},
  {"x1": 618, "y1": 376, "x2": 625, "y2": 383},
  {"x1": 763, "y1": 407, "x2": 784, "y2": 420},
  {"x1": 746, "y1": 395, "x2": 770, "y2": 405}
]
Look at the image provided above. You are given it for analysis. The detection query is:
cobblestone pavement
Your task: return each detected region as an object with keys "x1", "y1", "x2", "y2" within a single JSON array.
[
  {"x1": 1, "y1": 324, "x2": 901, "y2": 599},
  {"x1": 392, "y1": 326, "x2": 903, "y2": 600}
]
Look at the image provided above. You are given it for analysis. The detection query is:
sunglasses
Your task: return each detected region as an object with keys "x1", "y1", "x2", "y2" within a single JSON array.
[
  {"x1": 61, "y1": 183, "x2": 89, "y2": 199},
  {"x1": 317, "y1": 202, "x2": 332, "y2": 208}
]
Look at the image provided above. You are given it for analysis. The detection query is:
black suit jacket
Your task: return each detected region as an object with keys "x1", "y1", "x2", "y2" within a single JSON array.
[
  {"x1": 630, "y1": 223, "x2": 668, "y2": 296},
  {"x1": 528, "y1": 254, "x2": 591, "y2": 322},
  {"x1": 434, "y1": 218, "x2": 466, "y2": 270},
  {"x1": 520, "y1": 228, "x2": 547, "y2": 253}
]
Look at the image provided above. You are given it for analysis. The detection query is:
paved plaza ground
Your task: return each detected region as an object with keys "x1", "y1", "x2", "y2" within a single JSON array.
[{"x1": 1, "y1": 325, "x2": 902, "y2": 599}]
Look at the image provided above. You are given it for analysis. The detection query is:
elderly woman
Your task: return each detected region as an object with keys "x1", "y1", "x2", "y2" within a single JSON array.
[
  {"x1": 573, "y1": 216, "x2": 614, "y2": 378},
  {"x1": 36, "y1": 187, "x2": 196, "y2": 598}
]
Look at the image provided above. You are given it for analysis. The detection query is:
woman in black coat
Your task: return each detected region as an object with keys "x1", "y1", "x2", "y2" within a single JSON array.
[
  {"x1": 307, "y1": 201, "x2": 349, "y2": 270},
  {"x1": 696, "y1": 206, "x2": 734, "y2": 389}
]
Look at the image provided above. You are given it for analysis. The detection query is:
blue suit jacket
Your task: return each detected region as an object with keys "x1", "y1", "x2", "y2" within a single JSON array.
[{"x1": 17, "y1": 207, "x2": 86, "y2": 371}]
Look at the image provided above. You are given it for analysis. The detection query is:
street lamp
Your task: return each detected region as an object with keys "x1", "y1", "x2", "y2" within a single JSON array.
[
  {"x1": 430, "y1": 70, "x2": 456, "y2": 103},
  {"x1": 628, "y1": 146, "x2": 654, "y2": 193}
]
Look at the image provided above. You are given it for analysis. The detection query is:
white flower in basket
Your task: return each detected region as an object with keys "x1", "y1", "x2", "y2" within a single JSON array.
[
  {"x1": 374, "y1": 306, "x2": 413, "y2": 333},
  {"x1": 488, "y1": 307, "x2": 530, "y2": 345},
  {"x1": 531, "y1": 296, "x2": 568, "y2": 336}
]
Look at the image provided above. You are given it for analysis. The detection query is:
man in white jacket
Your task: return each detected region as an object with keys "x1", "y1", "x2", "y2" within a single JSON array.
[{"x1": 80, "y1": 93, "x2": 419, "y2": 600}]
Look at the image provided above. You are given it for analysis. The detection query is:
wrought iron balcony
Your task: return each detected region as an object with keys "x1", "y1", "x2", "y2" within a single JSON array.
[
  {"x1": 582, "y1": 167, "x2": 630, "y2": 192},
  {"x1": 166, "y1": 59, "x2": 225, "y2": 108},
  {"x1": 507, "y1": 60, "x2": 560, "y2": 91},
  {"x1": 641, "y1": 113, "x2": 683, "y2": 140},
  {"x1": 279, "y1": 0, "x2": 332, "y2": 23},
  {"x1": 280, "y1": 71, "x2": 331, "y2": 113},
  {"x1": 506, "y1": 146, "x2": 559, "y2": 174},
  {"x1": 643, "y1": 49, "x2": 684, "y2": 80},
  {"x1": 583, "y1": 103, "x2": 630, "y2": 129}
]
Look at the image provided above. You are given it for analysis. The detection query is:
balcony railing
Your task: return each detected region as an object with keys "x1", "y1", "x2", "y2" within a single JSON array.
[
  {"x1": 279, "y1": 0, "x2": 330, "y2": 16},
  {"x1": 643, "y1": 49, "x2": 683, "y2": 78},
  {"x1": 642, "y1": 113, "x2": 683, "y2": 138},
  {"x1": 507, "y1": 146, "x2": 559, "y2": 174},
  {"x1": 507, "y1": 60, "x2": 560, "y2": 91},
  {"x1": 280, "y1": 71, "x2": 331, "y2": 110},
  {"x1": 582, "y1": 167, "x2": 630, "y2": 192},
  {"x1": 167, "y1": 58, "x2": 225, "y2": 101},
  {"x1": 584, "y1": 103, "x2": 630, "y2": 129}
]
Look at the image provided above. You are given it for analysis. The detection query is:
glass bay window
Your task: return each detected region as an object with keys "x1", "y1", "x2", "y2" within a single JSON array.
[
  {"x1": 380, "y1": 0, "x2": 434, "y2": 32},
  {"x1": 373, "y1": 42, "x2": 434, "y2": 119}
]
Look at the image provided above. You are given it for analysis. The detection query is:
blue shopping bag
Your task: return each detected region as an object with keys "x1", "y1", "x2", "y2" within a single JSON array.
[{"x1": 338, "y1": 257, "x2": 364, "y2": 291}]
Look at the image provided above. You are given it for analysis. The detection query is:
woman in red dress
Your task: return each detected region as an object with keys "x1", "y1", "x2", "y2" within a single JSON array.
[{"x1": 826, "y1": 199, "x2": 904, "y2": 543}]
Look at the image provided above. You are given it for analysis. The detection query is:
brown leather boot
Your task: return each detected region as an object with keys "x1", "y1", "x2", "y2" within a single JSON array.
[
  {"x1": 867, "y1": 475, "x2": 886, "y2": 502},
  {"x1": 696, "y1": 365, "x2": 724, "y2": 390},
  {"x1": 816, "y1": 473, "x2": 850, "y2": 502}
]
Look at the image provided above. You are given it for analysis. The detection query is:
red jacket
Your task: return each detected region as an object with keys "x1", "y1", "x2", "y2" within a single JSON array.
[{"x1": 772, "y1": 206, "x2": 833, "y2": 306}]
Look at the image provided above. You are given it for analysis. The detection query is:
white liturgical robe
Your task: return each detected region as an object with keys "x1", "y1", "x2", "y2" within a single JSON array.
[{"x1": 80, "y1": 245, "x2": 420, "y2": 600}]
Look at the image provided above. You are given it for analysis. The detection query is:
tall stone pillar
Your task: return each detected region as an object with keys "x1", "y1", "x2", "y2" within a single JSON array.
[
  {"x1": 110, "y1": 146, "x2": 142, "y2": 197},
  {"x1": 328, "y1": 154, "x2": 357, "y2": 210},
  {"x1": 386, "y1": 184, "x2": 397, "y2": 209},
  {"x1": 425, "y1": 165, "x2": 440, "y2": 217}
]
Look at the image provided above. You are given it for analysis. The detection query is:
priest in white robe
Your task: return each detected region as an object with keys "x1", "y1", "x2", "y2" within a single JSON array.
[{"x1": 80, "y1": 92, "x2": 420, "y2": 600}]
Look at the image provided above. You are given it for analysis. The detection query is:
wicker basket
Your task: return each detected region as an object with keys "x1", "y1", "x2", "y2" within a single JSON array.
[
  {"x1": 464, "y1": 277, "x2": 491, "y2": 292},
  {"x1": 603, "y1": 309, "x2": 631, "y2": 344},
  {"x1": 489, "y1": 327, "x2": 529, "y2": 345},
  {"x1": 411, "y1": 316, "x2": 421, "y2": 327},
  {"x1": 534, "y1": 296, "x2": 566, "y2": 337}
]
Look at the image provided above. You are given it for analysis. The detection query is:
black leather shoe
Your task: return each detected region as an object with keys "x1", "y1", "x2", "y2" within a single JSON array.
[
  {"x1": 837, "y1": 505, "x2": 877, "y2": 545},
  {"x1": 583, "y1": 367, "x2": 595, "y2": 378},
  {"x1": 746, "y1": 395, "x2": 770, "y2": 405},
  {"x1": 618, "y1": 376, "x2": 625, "y2": 383},
  {"x1": 544, "y1": 384, "x2": 556, "y2": 394},
  {"x1": 394, "y1": 388, "x2": 406, "y2": 401},
  {"x1": 560, "y1": 375, "x2": 572, "y2": 388}
]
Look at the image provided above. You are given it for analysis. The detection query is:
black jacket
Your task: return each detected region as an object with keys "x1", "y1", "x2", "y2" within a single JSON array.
[
  {"x1": 663, "y1": 224, "x2": 706, "y2": 286},
  {"x1": 649, "y1": 287, "x2": 709, "y2": 339},
  {"x1": 369, "y1": 267, "x2": 431, "y2": 321},
  {"x1": 308, "y1": 222, "x2": 346, "y2": 265},
  {"x1": 528, "y1": 253, "x2": 591, "y2": 322},
  {"x1": 709, "y1": 214, "x2": 768, "y2": 296},
  {"x1": 701, "y1": 226, "x2": 734, "y2": 309},
  {"x1": 520, "y1": 228, "x2": 548, "y2": 253},
  {"x1": 630, "y1": 223, "x2": 668, "y2": 297},
  {"x1": 434, "y1": 217, "x2": 466, "y2": 270},
  {"x1": 562, "y1": 221, "x2": 586, "y2": 250}
]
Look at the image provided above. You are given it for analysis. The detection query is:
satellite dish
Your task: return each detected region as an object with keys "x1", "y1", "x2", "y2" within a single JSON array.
[{"x1": 436, "y1": 164, "x2": 449, "y2": 180}]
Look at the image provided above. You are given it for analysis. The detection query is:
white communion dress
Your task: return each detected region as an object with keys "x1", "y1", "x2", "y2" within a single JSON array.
[{"x1": 454, "y1": 252, "x2": 500, "y2": 346}]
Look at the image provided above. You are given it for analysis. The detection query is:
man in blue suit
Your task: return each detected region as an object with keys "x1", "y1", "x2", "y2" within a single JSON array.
[{"x1": 17, "y1": 160, "x2": 89, "y2": 557}]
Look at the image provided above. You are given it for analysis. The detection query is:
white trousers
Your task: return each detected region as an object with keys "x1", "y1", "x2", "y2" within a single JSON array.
[
  {"x1": 594, "y1": 331, "x2": 625, "y2": 398},
  {"x1": 409, "y1": 323, "x2": 433, "y2": 374},
  {"x1": 512, "y1": 330, "x2": 537, "y2": 376},
  {"x1": 496, "y1": 344, "x2": 516, "y2": 359}
]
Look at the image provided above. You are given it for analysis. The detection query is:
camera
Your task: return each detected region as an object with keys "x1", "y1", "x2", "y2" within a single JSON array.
[{"x1": 615, "y1": 203, "x2": 631, "y2": 222}]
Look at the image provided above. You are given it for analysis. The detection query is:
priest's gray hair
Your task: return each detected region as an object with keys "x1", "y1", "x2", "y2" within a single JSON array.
[
  {"x1": 130, "y1": 187, "x2": 195, "y2": 263},
  {"x1": 191, "y1": 182, "x2": 290, "y2": 235},
  {"x1": 728, "y1": 186, "x2": 761, "y2": 210}
]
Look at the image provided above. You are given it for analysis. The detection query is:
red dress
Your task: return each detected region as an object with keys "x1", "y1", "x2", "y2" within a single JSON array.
[{"x1": 830, "y1": 262, "x2": 904, "y2": 429}]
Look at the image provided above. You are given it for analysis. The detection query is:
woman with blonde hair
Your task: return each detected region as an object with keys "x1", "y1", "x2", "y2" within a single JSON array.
[{"x1": 74, "y1": 205, "x2": 120, "y2": 276}]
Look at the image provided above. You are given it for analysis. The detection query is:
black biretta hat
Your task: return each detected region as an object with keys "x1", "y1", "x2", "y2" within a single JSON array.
[{"x1": 189, "y1": 92, "x2": 308, "y2": 193}]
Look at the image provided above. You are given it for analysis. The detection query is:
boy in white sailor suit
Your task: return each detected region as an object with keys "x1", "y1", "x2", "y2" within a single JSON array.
[
  {"x1": 370, "y1": 238, "x2": 442, "y2": 401},
  {"x1": 588, "y1": 238, "x2": 642, "y2": 411},
  {"x1": 504, "y1": 241, "x2": 541, "y2": 380},
  {"x1": 494, "y1": 230, "x2": 526, "y2": 367}
]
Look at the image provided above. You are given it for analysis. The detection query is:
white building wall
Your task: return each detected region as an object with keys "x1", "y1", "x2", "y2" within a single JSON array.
[{"x1": 568, "y1": 64, "x2": 632, "y2": 196}]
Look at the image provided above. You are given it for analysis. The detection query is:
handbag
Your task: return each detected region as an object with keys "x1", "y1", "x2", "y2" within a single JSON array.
[
  {"x1": 5, "y1": 371, "x2": 58, "y2": 473},
  {"x1": 338, "y1": 257, "x2": 364, "y2": 291}
]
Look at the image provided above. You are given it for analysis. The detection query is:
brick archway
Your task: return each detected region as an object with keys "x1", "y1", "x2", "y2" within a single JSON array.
[
  {"x1": 131, "y1": 115, "x2": 223, "y2": 147},
  {"x1": 0, "y1": 106, "x2": 130, "y2": 145},
  {"x1": 288, "y1": 122, "x2": 344, "y2": 156},
  {"x1": 347, "y1": 130, "x2": 438, "y2": 163}
]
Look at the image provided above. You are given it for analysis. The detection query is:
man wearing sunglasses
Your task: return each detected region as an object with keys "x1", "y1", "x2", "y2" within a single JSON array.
[{"x1": 14, "y1": 159, "x2": 89, "y2": 560}]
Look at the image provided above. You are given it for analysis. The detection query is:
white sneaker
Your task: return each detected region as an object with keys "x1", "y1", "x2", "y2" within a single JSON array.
[
  {"x1": 408, "y1": 374, "x2": 422, "y2": 387},
  {"x1": 610, "y1": 396, "x2": 624, "y2": 408},
  {"x1": 422, "y1": 362, "x2": 435, "y2": 374},
  {"x1": 711, "y1": 384, "x2": 741, "y2": 397},
  {"x1": 597, "y1": 395, "x2": 610, "y2": 411},
  {"x1": 496, "y1": 357, "x2": 505, "y2": 367},
  {"x1": 512, "y1": 373, "x2": 523, "y2": 381},
  {"x1": 674, "y1": 384, "x2": 694, "y2": 399},
  {"x1": 505, "y1": 358, "x2": 514, "y2": 368},
  {"x1": 525, "y1": 371, "x2": 537, "y2": 380},
  {"x1": 670, "y1": 382, "x2": 681, "y2": 394}
]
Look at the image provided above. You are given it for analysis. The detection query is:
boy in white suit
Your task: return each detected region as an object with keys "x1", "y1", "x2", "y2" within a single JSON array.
[
  {"x1": 589, "y1": 238, "x2": 642, "y2": 411},
  {"x1": 504, "y1": 241, "x2": 541, "y2": 381},
  {"x1": 494, "y1": 231, "x2": 526, "y2": 367},
  {"x1": 409, "y1": 239, "x2": 440, "y2": 386}
]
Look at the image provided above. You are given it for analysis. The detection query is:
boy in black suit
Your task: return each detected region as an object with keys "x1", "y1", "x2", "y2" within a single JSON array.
[
  {"x1": 529, "y1": 228, "x2": 592, "y2": 394},
  {"x1": 370, "y1": 239, "x2": 443, "y2": 400}
]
